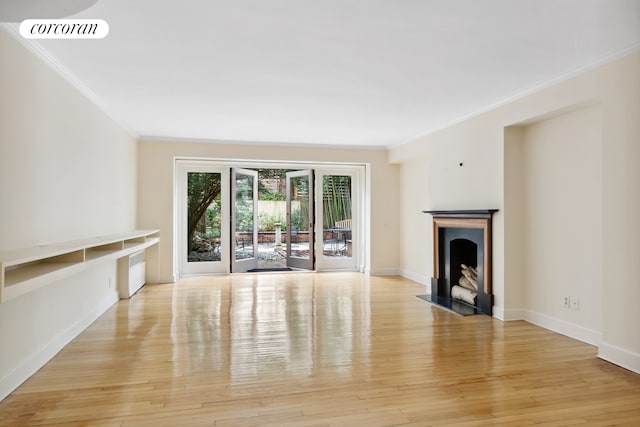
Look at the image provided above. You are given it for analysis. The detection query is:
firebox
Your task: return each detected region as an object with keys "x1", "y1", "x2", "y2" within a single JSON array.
[{"x1": 421, "y1": 210, "x2": 497, "y2": 316}]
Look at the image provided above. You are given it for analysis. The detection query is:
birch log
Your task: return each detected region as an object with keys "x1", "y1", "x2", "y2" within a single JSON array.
[
  {"x1": 451, "y1": 285, "x2": 477, "y2": 305},
  {"x1": 459, "y1": 276, "x2": 477, "y2": 291}
]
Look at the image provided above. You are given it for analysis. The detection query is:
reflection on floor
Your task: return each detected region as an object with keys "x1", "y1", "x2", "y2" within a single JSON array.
[
  {"x1": 256, "y1": 241, "x2": 351, "y2": 269},
  {"x1": 2, "y1": 273, "x2": 638, "y2": 426}
]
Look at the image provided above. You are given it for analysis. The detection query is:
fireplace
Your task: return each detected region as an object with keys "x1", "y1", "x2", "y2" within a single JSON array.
[{"x1": 421, "y1": 210, "x2": 497, "y2": 316}]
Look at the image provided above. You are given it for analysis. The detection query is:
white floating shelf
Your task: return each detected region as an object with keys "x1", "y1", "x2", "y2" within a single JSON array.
[{"x1": 0, "y1": 230, "x2": 160, "y2": 303}]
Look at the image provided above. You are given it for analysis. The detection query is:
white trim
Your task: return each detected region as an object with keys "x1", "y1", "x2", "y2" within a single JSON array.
[
  {"x1": 141, "y1": 135, "x2": 387, "y2": 151},
  {"x1": 491, "y1": 306, "x2": 505, "y2": 321},
  {"x1": 172, "y1": 159, "x2": 179, "y2": 279},
  {"x1": 0, "y1": 291, "x2": 118, "y2": 401},
  {"x1": 598, "y1": 342, "x2": 640, "y2": 374},
  {"x1": 363, "y1": 164, "x2": 371, "y2": 275},
  {"x1": 498, "y1": 307, "x2": 526, "y2": 321},
  {"x1": 174, "y1": 156, "x2": 369, "y2": 169},
  {"x1": 523, "y1": 309, "x2": 602, "y2": 347},
  {"x1": 143, "y1": 275, "x2": 176, "y2": 284}
]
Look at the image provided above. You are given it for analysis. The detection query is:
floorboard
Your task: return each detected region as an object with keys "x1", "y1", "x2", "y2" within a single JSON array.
[{"x1": 1, "y1": 273, "x2": 639, "y2": 426}]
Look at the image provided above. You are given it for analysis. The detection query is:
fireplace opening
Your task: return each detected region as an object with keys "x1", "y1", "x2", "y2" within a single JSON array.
[
  {"x1": 450, "y1": 238, "x2": 478, "y2": 305},
  {"x1": 438, "y1": 226, "x2": 484, "y2": 313}
]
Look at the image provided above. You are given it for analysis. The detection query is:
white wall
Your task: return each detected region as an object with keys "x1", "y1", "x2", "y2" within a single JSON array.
[
  {"x1": 0, "y1": 33, "x2": 137, "y2": 247},
  {"x1": 519, "y1": 105, "x2": 603, "y2": 344},
  {"x1": 0, "y1": 28, "x2": 137, "y2": 398},
  {"x1": 137, "y1": 140, "x2": 399, "y2": 282},
  {"x1": 598, "y1": 51, "x2": 640, "y2": 372},
  {"x1": 390, "y1": 51, "x2": 640, "y2": 372},
  {"x1": 502, "y1": 126, "x2": 525, "y2": 313},
  {"x1": 394, "y1": 114, "x2": 505, "y2": 299}
]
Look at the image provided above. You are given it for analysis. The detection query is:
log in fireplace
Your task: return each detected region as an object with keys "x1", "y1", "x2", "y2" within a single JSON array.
[{"x1": 421, "y1": 209, "x2": 498, "y2": 316}]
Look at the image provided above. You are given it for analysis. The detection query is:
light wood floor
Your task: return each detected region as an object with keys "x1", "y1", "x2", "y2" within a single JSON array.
[{"x1": 1, "y1": 273, "x2": 639, "y2": 426}]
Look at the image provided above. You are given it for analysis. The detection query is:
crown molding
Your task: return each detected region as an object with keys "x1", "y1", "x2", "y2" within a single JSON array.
[
  {"x1": 139, "y1": 135, "x2": 388, "y2": 151},
  {"x1": 391, "y1": 43, "x2": 640, "y2": 149},
  {"x1": 0, "y1": 23, "x2": 137, "y2": 139}
]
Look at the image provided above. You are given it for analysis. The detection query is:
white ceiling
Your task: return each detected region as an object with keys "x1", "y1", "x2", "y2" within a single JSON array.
[{"x1": 7, "y1": 0, "x2": 640, "y2": 148}]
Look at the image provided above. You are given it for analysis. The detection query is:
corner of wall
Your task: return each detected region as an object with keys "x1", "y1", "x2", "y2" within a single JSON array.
[
  {"x1": 598, "y1": 342, "x2": 640, "y2": 375},
  {"x1": 494, "y1": 306, "x2": 526, "y2": 321}
]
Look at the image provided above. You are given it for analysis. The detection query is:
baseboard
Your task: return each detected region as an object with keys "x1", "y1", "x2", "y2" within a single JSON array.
[
  {"x1": 161, "y1": 274, "x2": 178, "y2": 284},
  {"x1": 398, "y1": 269, "x2": 430, "y2": 286},
  {"x1": 0, "y1": 291, "x2": 119, "y2": 401},
  {"x1": 598, "y1": 342, "x2": 640, "y2": 374},
  {"x1": 523, "y1": 309, "x2": 602, "y2": 346},
  {"x1": 493, "y1": 307, "x2": 526, "y2": 321}
]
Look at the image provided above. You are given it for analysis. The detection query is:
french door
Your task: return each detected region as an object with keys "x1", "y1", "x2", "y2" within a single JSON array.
[
  {"x1": 231, "y1": 168, "x2": 259, "y2": 273},
  {"x1": 286, "y1": 170, "x2": 314, "y2": 270},
  {"x1": 178, "y1": 162, "x2": 230, "y2": 275},
  {"x1": 177, "y1": 160, "x2": 364, "y2": 277}
]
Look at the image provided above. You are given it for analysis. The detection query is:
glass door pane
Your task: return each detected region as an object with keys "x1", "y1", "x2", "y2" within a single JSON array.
[
  {"x1": 232, "y1": 168, "x2": 258, "y2": 272},
  {"x1": 322, "y1": 175, "x2": 352, "y2": 259},
  {"x1": 187, "y1": 172, "x2": 222, "y2": 263},
  {"x1": 315, "y1": 169, "x2": 359, "y2": 272},
  {"x1": 286, "y1": 170, "x2": 314, "y2": 270}
]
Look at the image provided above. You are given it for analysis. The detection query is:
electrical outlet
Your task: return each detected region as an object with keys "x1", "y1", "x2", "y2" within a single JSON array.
[
  {"x1": 571, "y1": 297, "x2": 580, "y2": 311},
  {"x1": 108, "y1": 277, "x2": 112, "y2": 288},
  {"x1": 563, "y1": 296, "x2": 570, "y2": 308}
]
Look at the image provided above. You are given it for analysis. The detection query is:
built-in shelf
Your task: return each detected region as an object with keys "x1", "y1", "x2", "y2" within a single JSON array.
[
  {"x1": 124, "y1": 236, "x2": 146, "y2": 245},
  {"x1": 0, "y1": 230, "x2": 160, "y2": 303},
  {"x1": 85, "y1": 242, "x2": 124, "y2": 262}
]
